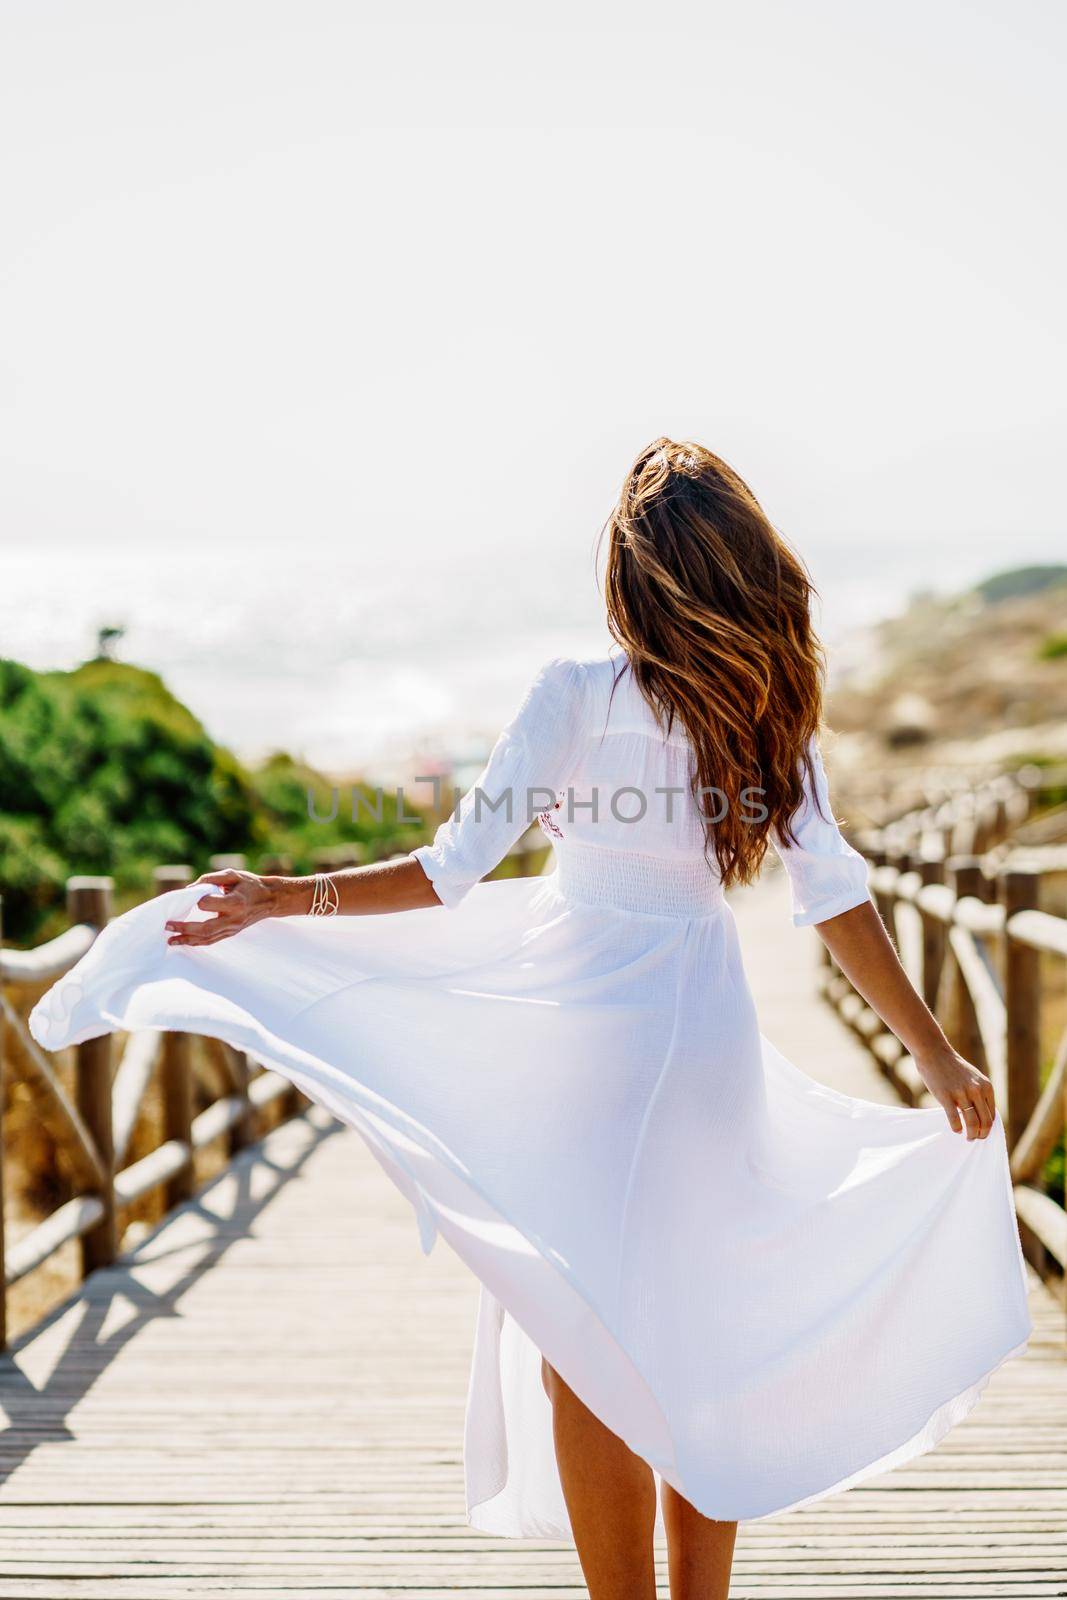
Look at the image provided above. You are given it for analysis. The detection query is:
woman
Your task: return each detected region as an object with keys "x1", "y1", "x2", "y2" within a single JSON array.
[{"x1": 31, "y1": 439, "x2": 1031, "y2": 1600}]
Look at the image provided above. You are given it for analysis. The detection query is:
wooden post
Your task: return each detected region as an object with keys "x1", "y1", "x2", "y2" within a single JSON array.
[
  {"x1": 154, "y1": 866, "x2": 196, "y2": 1207},
  {"x1": 886, "y1": 841, "x2": 913, "y2": 875},
  {"x1": 1000, "y1": 867, "x2": 1043, "y2": 1158},
  {"x1": 1063, "y1": 1066, "x2": 1067, "y2": 1330},
  {"x1": 0, "y1": 891, "x2": 6, "y2": 1351},
  {"x1": 950, "y1": 854, "x2": 990, "y2": 905},
  {"x1": 879, "y1": 842, "x2": 911, "y2": 953},
  {"x1": 917, "y1": 855, "x2": 945, "y2": 1012},
  {"x1": 228, "y1": 1048, "x2": 256, "y2": 1155},
  {"x1": 944, "y1": 857, "x2": 986, "y2": 1067},
  {"x1": 939, "y1": 811, "x2": 957, "y2": 860},
  {"x1": 154, "y1": 864, "x2": 194, "y2": 896},
  {"x1": 969, "y1": 806, "x2": 989, "y2": 857},
  {"x1": 67, "y1": 877, "x2": 116, "y2": 1276},
  {"x1": 867, "y1": 838, "x2": 892, "y2": 936},
  {"x1": 209, "y1": 853, "x2": 247, "y2": 873}
]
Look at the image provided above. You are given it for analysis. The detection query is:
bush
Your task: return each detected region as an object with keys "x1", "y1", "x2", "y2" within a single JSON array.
[
  {"x1": 247, "y1": 752, "x2": 425, "y2": 872},
  {"x1": 1037, "y1": 632, "x2": 1067, "y2": 661},
  {"x1": 0, "y1": 657, "x2": 429, "y2": 941}
]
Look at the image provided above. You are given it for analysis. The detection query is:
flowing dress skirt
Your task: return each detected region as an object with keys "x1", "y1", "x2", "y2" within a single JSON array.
[{"x1": 29, "y1": 869, "x2": 1032, "y2": 1538}]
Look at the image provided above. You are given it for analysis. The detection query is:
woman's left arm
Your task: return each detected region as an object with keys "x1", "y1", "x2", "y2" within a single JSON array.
[
  {"x1": 772, "y1": 735, "x2": 996, "y2": 1142},
  {"x1": 812, "y1": 898, "x2": 996, "y2": 1141}
]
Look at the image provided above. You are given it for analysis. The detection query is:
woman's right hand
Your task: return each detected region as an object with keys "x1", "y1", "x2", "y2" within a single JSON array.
[{"x1": 164, "y1": 868, "x2": 280, "y2": 947}]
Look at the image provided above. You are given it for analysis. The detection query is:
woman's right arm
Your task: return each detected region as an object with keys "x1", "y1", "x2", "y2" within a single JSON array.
[{"x1": 165, "y1": 655, "x2": 587, "y2": 945}]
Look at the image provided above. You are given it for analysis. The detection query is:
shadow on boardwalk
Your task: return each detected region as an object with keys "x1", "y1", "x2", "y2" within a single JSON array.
[{"x1": 0, "y1": 1112, "x2": 339, "y2": 1487}]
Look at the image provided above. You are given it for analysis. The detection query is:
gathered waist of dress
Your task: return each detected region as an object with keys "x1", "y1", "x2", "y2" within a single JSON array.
[{"x1": 549, "y1": 840, "x2": 726, "y2": 918}]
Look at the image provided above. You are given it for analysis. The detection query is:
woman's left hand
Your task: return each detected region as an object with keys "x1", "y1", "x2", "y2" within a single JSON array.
[
  {"x1": 913, "y1": 1043, "x2": 997, "y2": 1140},
  {"x1": 165, "y1": 869, "x2": 276, "y2": 947}
]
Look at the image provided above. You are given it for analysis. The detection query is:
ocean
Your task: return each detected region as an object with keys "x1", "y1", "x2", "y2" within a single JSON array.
[{"x1": 5, "y1": 533, "x2": 918, "y2": 779}]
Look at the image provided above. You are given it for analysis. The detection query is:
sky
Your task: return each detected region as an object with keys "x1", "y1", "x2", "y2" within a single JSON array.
[{"x1": 0, "y1": 1, "x2": 1063, "y2": 767}]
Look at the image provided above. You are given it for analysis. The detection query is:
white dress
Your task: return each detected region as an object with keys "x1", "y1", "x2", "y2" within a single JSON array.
[{"x1": 29, "y1": 653, "x2": 1032, "y2": 1538}]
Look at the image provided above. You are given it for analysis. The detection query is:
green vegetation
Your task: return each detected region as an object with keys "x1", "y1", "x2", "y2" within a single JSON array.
[
  {"x1": 0, "y1": 657, "x2": 428, "y2": 942},
  {"x1": 974, "y1": 565, "x2": 1067, "y2": 605},
  {"x1": 247, "y1": 751, "x2": 425, "y2": 876},
  {"x1": 1037, "y1": 631, "x2": 1067, "y2": 662},
  {"x1": 1047, "y1": 1139, "x2": 1064, "y2": 1209}
]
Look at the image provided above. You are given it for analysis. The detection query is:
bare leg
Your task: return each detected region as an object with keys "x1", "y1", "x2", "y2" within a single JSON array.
[
  {"x1": 660, "y1": 1480, "x2": 737, "y2": 1600},
  {"x1": 541, "y1": 1357, "x2": 658, "y2": 1600}
]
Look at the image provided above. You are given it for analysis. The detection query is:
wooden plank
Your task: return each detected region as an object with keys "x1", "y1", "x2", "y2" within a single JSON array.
[
  {"x1": 111, "y1": 1029, "x2": 161, "y2": 1168},
  {"x1": 0, "y1": 924, "x2": 95, "y2": 986},
  {"x1": 1008, "y1": 909, "x2": 1067, "y2": 960},
  {"x1": 0, "y1": 893, "x2": 5, "y2": 1347},
  {"x1": 0, "y1": 997, "x2": 105, "y2": 1189},
  {"x1": 1013, "y1": 1186, "x2": 1067, "y2": 1270},
  {"x1": 1001, "y1": 870, "x2": 1043, "y2": 1157},
  {"x1": 113, "y1": 1140, "x2": 191, "y2": 1208},
  {"x1": 947, "y1": 924, "x2": 1008, "y2": 1100},
  {"x1": 4, "y1": 1196, "x2": 106, "y2": 1285},
  {"x1": 190, "y1": 1094, "x2": 247, "y2": 1148},
  {"x1": 248, "y1": 1067, "x2": 292, "y2": 1109},
  {"x1": 67, "y1": 876, "x2": 116, "y2": 1276},
  {"x1": 1010, "y1": 1027, "x2": 1067, "y2": 1185}
]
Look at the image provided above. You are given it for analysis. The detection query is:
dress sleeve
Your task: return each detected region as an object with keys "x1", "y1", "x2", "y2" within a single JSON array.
[
  {"x1": 770, "y1": 737, "x2": 872, "y2": 928},
  {"x1": 410, "y1": 656, "x2": 588, "y2": 909}
]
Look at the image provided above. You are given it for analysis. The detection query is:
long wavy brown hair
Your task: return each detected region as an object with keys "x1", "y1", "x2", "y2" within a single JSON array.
[{"x1": 599, "y1": 437, "x2": 825, "y2": 888}]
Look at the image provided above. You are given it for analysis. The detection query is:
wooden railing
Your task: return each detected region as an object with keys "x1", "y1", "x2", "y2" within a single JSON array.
[
  {"x1": 822, "y1": 765, "x2": 1067, "y2": 1299},
  {"x1": 0, "y1": 862, "x2": 321, "y2": 1349},
  {"x1": 836, "y1": 761, "x2": 1050, "y2": 857},
  {"x1": 0, "y1": 832, "x2": 551, "y2": 1351}
]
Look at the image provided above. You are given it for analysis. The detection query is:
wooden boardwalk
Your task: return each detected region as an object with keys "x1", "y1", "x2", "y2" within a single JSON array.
[{"x1": 1, "y1": 872, "x2": 1064, "y2": 1598}]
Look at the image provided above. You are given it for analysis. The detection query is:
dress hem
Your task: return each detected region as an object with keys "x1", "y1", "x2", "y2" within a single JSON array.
[
  {"x1": 465, "y1": 1322, "x2": 1033, "y2": 1538},
  {"x1": 742, "y1": 1323, "x2": 1033, "y2": 1523}
]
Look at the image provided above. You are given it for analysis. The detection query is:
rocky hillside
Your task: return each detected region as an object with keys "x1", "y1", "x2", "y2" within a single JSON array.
[{"x1": 826, "y1": 565, "x2": 1067, "y2": 774}]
